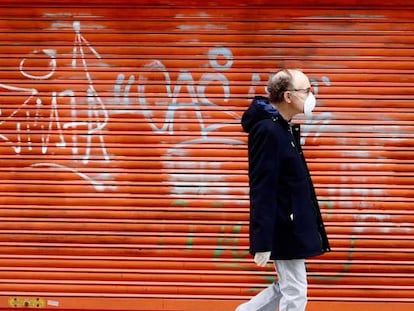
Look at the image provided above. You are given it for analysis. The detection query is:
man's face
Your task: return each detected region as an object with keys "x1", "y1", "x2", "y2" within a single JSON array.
[{"x1": 289, "y1": 72, "x2": 313, "y2": 113}]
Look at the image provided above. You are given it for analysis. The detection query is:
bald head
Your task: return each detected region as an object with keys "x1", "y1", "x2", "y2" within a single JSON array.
[{"x1": 267, "y1": 69, "x2": 309, "y2": 104}]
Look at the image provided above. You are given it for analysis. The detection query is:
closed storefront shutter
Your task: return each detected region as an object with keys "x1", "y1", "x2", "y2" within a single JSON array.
[{"x1": 0, "y1": 1, "x2": 413, "y2": 310}]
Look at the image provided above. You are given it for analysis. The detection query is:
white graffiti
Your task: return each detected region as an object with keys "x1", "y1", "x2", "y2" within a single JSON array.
[
  {"x1": 0, "y1": 21, "x2": 333, "y2": 193},
  {"x1": 134, "y1": 56, "x2": 238, "y2": 137},
  {"x1": 20, "y1": 49, "x2": 57, "y2": 80},
  {"x1": 0, "y1": 21, "x2": 109, "y2": 165}
]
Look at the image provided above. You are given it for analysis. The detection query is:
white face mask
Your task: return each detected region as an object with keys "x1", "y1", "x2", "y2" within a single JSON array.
[{"x1": 303, "y1": 92, "x2": 316, "y2": 117}]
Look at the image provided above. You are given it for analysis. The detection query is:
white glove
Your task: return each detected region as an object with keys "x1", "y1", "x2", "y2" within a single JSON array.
[{"x1": 254, "y1": 251, "x2": 271, "y2": 267}]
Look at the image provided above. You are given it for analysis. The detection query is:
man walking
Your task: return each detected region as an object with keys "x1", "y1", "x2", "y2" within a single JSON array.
[{"x1": 237, "y1": 69, "x2": 330, "y2": 311}]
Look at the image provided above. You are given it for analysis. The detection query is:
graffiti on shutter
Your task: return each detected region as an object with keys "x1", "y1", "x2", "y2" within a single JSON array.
[{"x1": 0, "y1": 2, "x2": 413, "y2": 311}]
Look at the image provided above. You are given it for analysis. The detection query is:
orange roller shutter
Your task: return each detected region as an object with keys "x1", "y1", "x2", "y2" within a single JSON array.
[{"x1": 0, "y1": 1, "x2": 413, "y2": 311}]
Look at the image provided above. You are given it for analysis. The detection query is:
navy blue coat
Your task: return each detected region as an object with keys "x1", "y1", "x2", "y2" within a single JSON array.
[{"x1": 242, "y1": 96, "x2": 330, "y2": 260}]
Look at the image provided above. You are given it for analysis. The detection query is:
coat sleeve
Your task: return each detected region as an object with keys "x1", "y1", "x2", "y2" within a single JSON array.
[{"x1": 248, "y1": 120, "x2": 280, "y2": 254}]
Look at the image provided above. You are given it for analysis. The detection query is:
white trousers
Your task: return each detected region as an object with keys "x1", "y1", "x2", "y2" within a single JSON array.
[{"x1": 236, "y1": 259, "x2": 308, "y2": 311}]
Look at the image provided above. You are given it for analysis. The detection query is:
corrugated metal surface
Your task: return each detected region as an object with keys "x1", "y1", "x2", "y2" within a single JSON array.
[{"x1": 0, "y1": 1, "x2": 413, "y2": 310}]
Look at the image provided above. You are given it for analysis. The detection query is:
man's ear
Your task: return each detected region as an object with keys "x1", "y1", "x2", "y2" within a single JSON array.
[{"x1": 284, "y1": 91, "x2": 292, "y2": 103}]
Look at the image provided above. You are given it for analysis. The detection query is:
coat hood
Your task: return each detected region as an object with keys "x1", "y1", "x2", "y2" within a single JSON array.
[{"x1": 241, "y1": 96, "x2": 284, "y2": 133}]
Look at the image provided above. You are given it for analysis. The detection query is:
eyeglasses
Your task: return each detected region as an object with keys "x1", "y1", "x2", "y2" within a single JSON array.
[{"x1": 288, "y1": 87, "x2": 313, "y2": 95}]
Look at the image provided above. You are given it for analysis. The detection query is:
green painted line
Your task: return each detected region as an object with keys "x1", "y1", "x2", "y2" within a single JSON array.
[{"x1": 171, "y1": 200, "x2": 189, "y2": 207}]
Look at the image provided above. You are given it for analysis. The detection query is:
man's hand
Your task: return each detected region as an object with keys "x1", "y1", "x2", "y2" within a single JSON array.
[{"x1": 254, "y1": 251, "x2": 271, "y2": 267}]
